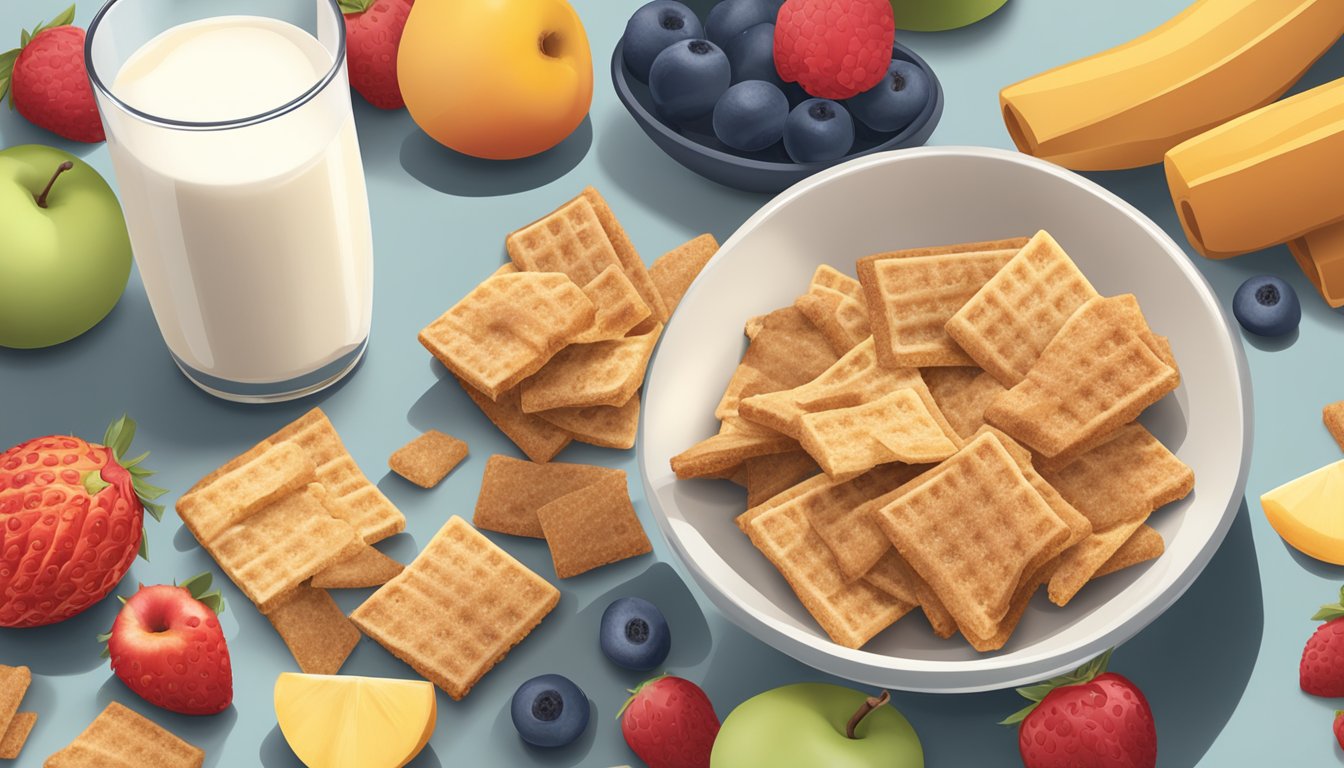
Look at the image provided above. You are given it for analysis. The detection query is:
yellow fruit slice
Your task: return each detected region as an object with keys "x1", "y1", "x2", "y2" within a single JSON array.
[
  {"x1": 1000, "y1": 0, "x2": 1344, "y2": 171},
  {"x1": 1262, "y1": 460, "x2": 1344, "y2": 565},
  {"x1": 274, "y1": 673, "x2": 436, "y2": 768}
]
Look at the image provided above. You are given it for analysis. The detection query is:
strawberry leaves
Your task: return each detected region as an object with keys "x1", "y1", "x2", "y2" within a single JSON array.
[
  {"x1": 93, "y1": 415, "x2": 169, "y2": 560},
  {"x1": 2, "y1": 4, "x2": 76, "y2": 106},
  {"x1": 179, "y1": 571, "x2": 226, "y2": 616},
  {"x1": 0, "y1": 49, "x2": 18, "y2": 107},
  {"x1": 1000, "y1": 648, "x2": 1114, "y2": 726},
  {"x1": 338, "y1": 0, "x2": 377, "y2": 15},
  {"x1": 1312, "y1": 586, "x2": 1344, "y2": 622},
  {"x1": 24, "y1": 5, "x2": 76, "y2": 46},
  {"x1": 103, "y1": 414, "x2": 168, "y2": 521},
  {"x1": 103, "y1": 413, "x2": 136, "y2": 459}
]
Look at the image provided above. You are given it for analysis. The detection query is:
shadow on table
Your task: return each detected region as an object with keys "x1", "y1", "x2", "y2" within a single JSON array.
[
  {"x1": 594, "y1": 110, "x2": 768, "y2": 241},
  {"x1": 260, "y1": 724, "x2": 442, "y2": 767},
  {"x1": 0, "y1": 584, "x2": 126, "y2": 675},
  {"x1": 1116, "y1": 500, "x2": 1262, "y2": 768},
  {"x1": 457, "y1": 562, "x2": 710, "y2": 767},
  {"x1": 406, "y1": 361, "x2": 476, "y2": 435},
  {"x1": 0, "y1": 111, "x2": 102, "y2": 158},
  {"x1": 1283, "y1": 540, "x2": 1344, "y2": 581},
  {"x1": 96, "y1": 678, "x2": 238, "y2": 768},
  {"x1": 399, "y1": 117, "x2": 591, "y2": 198}
]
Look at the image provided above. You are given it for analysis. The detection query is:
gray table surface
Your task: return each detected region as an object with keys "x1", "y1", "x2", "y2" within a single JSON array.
[{"x1": 2, "y1": 0, "x2": 1342, "y2": 765}]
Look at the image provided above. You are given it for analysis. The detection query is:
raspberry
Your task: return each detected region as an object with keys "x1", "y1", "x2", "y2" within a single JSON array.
[{"x1": 773, "y1": 0, "x2": 895, "y2": 100}]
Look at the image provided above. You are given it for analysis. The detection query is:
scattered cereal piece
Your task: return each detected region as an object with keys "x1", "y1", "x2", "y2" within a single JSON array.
[
  {"x1": 389, "y1": 430, "x2": 469, "y2": 489},
  {"x1": 351, "y1": 517, "x2": 559, "y2": 700},
  {"x1": 536, "y1": 473, "x2": 653, "y2": 578},
  {"x1": 45, "y1": 702, "x2": 203, "y2": 768}
]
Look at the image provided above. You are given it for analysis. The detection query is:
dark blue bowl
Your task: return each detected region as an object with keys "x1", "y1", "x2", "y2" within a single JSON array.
[{"x1": 611, "y1": 39, "x2": 943, "y2": 193}]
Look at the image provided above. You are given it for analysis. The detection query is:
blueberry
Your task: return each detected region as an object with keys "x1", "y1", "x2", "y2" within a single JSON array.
[
  {"x1": 511, "y1": 674, "x2": 590, "y2": 748},
  {"x1": 600, "y1": 597, "x2": 672, "y2": 671},
  {"x1": 725, "y1": 22, "x2": 781, "y2": 86},
  {"x1": 713, "y1": 80, "x2": 789, "y2": 152},
  {"x1": 649, "y1": 39, "x2": 732, "y2": 124},
  {"x1": 783, "y1": 99, "x2": 854, "y2": 163},
  {"x1": 706, "y1": 0, "x2": 780, "y2": 48},
  {"x1": 848, "y1": 59, "x2": 930, "y2": 133},
  {"x1": 622, "y1": 1, "x2": 705, "y2": 83},
  {"x1": 1233, "y1": 275, "x2": 1300, "y2": 337}
]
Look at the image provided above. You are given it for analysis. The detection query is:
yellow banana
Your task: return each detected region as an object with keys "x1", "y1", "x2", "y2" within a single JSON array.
[
  {"x1": 1165, "y1": 76, "x2": 1344, "y2": 258},
  {"x1": 1000, "y1": 0, "x2": 1344, "y2": 171},
  {"x1": 1289, "y1": 224, "x2": 1344, "y2": 307}
]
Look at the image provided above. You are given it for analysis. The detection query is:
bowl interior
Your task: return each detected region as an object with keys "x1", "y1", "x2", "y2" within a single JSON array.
[{"x1": 640, "y1": 148, "x2": 1249, "y2": 690}]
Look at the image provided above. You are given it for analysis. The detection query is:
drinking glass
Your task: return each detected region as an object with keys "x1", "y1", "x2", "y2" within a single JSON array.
[{"x1": 86, "y1": 0, "x2": 373, "y2": 402}]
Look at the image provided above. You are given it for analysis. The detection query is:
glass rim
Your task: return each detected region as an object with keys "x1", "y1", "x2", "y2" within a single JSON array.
[{"x1": 84, "y1": 0, "x2": 348, "y2": 131}]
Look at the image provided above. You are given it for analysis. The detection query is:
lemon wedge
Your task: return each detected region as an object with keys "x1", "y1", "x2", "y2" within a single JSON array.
[
  {"x1": 274, "y1": 673, "x2": 436, "y2": 768},
  {"x1": 1262, "y1": 459, "x2": 1344, "y2": 565}
]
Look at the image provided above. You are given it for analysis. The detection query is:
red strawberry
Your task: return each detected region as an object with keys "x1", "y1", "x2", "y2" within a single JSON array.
[
  {"x1": 340, "y1": 0, "x2": 414, "y2": 109},
  {"x1": 773, "y1": 0, "x2": 894, "y2": 100},
  {"x1": 101, "y1": 572, "x2": 232, "y2": 716},
  {"x1": 620, "y1": 675, "x2": 720, "y2": 768},
  {"x1": 0, "y1": 5, "x2": 105, "y2": 143},
  {"x1": 0, "y1": 415, "x2": 166, "y2": 628},
  {"x1": 1335, "y1": 711, "x2": 1344, "y2": 752},
  {"x1": 1301, "y1": 587, "x2": 1344, "y2": 696},
  {"x1": 1002, "y1": 649, "x2": 1157, "y2": 768}
]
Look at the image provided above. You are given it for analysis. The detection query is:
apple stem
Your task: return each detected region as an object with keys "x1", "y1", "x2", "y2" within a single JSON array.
[
  {"x1": 845, "y1": 690, "x2": 891, "y2": 739},
  {"x1": 35, "y1": 161, "x2": 74, "y2": 209}
]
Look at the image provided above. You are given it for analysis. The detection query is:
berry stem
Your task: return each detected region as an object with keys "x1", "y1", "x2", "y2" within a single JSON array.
[
  {"x1": 845, "y1": 690, "x2": 890, "y2": 739},
  {"x1": 35, "y1": 161, "x2": 73, "y2": 208}
]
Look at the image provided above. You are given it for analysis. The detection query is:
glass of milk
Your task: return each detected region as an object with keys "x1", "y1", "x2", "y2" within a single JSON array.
[{"x1": 86, "y1": 0, "x2": 373, "y2": 403}]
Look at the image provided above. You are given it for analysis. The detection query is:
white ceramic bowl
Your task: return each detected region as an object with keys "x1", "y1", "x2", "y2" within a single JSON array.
[{"x1": 639, "y1": 146, "x2": 1252, "y2": 693}]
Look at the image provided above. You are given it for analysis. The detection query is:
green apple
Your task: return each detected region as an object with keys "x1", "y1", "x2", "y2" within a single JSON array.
[
  {"x1": 891, "y1": 0, "x2": 1008, "y2": 31},
  {"x1": 0, "y1": 144, "x2": 132, "y2": 349},
  {"x1": 710, "y1": 683, "x2": 923, "y2": 768}
]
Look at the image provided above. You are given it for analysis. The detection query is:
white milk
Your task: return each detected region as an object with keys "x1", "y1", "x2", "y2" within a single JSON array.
[{"x1": 105, "y1": 16, "x2": 372, "y2": 390}]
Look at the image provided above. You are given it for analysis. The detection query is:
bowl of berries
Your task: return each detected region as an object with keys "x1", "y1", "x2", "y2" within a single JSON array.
[{"x1": 614, "y1": 0, "x2": 943, "y2": 193}]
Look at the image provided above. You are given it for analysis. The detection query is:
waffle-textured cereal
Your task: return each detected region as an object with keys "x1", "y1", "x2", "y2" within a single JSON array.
[
  {"x1": 45, "y1": 702, "x2": 203, "y2": 768},
  {"x1": 350, "y1": 517, "x2": 559, "y2": 700}
]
